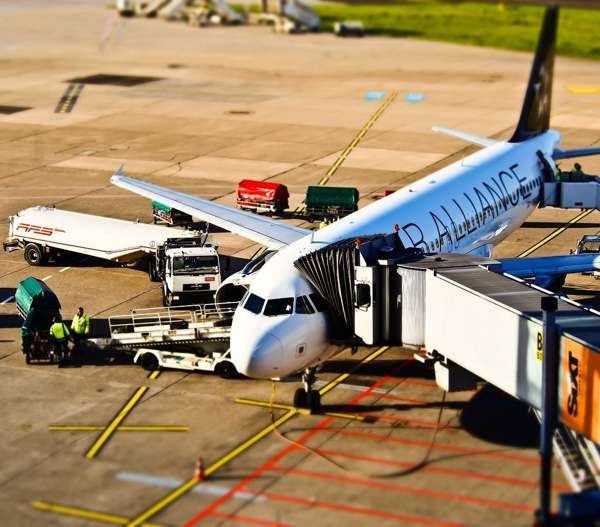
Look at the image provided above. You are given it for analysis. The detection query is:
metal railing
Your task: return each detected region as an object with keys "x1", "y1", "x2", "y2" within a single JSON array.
[{"x1": 108, "y1": 301, "x2": 239, "y2": 335}]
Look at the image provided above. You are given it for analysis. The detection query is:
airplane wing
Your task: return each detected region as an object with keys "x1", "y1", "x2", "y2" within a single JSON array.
[
  {"x1": 111, "y1": 170, "x2": 309, "y2": 250},
  {"x1": 432, "y1": 126, "x2": 497, "y2": 148}
]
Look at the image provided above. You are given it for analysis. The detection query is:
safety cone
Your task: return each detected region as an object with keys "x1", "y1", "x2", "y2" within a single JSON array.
[{"x1": 193, "y1": 457, "x2": 204, "y2": 481}]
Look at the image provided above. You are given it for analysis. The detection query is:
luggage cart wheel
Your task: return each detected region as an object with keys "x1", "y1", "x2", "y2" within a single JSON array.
[{"x1": 215, "y1": 361, "x2": 237, "y2": 379}]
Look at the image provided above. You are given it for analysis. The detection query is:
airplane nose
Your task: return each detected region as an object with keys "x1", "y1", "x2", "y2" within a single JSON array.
[{"x1": 231, "y1": 332, "x2": 283, "y2": 379}]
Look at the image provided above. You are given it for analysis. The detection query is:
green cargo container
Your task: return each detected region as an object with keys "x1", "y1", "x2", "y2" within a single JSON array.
[
  {"x1": 16, "y1": 277, "x2": 62, "y2": 363},
  {"x1": 305, "y1": 186, "x2": 359, "y2": 220},
  {"x1": 151, "y1": 200, "x2": 193, "y2": 226}
]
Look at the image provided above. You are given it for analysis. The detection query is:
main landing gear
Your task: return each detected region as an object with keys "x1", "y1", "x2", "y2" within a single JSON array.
[{"x1": 293, "y1": 367, "x2": 321, "y2": 412}]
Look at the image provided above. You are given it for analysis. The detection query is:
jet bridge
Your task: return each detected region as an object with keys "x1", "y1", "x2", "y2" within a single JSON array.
[{"x1": 348, "y1": 243, "x2": 600, "y2": 446}]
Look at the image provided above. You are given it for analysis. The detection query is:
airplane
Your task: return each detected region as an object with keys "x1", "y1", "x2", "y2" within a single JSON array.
[{"x1": 112, "y1": 6, "x2": 600, "y2": 409}]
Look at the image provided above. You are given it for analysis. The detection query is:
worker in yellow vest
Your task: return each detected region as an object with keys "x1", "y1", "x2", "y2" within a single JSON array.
[
  {"x1": 71, "y1": 306, "x2": 90, "y2": 351},
  {"x1": 49, "y1": 315, "x2": 70, "y2": 363}
]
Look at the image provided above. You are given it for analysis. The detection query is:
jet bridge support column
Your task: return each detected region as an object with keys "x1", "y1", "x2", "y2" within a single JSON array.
[{"x1": 538, "y1": 296, "x2": 559, "y2": 527}]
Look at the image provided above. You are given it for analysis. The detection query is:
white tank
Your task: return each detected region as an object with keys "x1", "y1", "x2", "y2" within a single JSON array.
[{"x1": 7, "y1": 206, "x2": 198, "y2": 262}]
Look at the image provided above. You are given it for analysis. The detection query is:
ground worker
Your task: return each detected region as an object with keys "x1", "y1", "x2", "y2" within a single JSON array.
[
  {"x1": 49, "y1": 315, "x2": 71, "y2": 364},
  {"x1": 71, "y1": 306, "x2": 90, "y2": 351},
  {"x1": 569, "y1": 162, "x2": 586, "y2": 182}
]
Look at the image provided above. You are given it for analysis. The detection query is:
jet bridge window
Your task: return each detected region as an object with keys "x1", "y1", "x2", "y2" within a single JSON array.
[
  {"x1": 244, "y1": 293, "x2": 265, "y2": 315},
  {"x1": 264, "y1": 297, "x2": 294, "y2": 317},
  {"x1": 295, "y1": 296, "x2": 315, "y2": 314}
]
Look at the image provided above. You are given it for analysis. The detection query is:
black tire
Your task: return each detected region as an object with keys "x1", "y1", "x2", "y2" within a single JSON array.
[
  {"x1": 293, "y1": 388, "x2": 307, "y2": 409},
  {"x1": 25, "y1": 353, "x2": 31, "y2": 365},
  {"x1": 307, "y1": 390, "x2": 321, "y2": 412},
  {"x1": 24, "y1": 243, "x2": 44, "y2": 266},
  {"x1": 162, "y1": 283, "x2": 172, "y2": 307},
  {"x1": 148, "y1": 259, "x2": 159, "y2": 282},
  {"x1": 215, "y1": 361, "x2": 237, "y2": 379},
  {"x1": 139, "y1": 353, "x2": 159, "y2": 371}
]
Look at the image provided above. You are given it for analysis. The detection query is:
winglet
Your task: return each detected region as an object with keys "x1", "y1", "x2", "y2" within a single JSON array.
[
  {"x1": 510, "y1": 6, "x2": 558, "y2": 143},
  {"x1": 111, "y1": 164, "x2": 125, "y2": 183}
]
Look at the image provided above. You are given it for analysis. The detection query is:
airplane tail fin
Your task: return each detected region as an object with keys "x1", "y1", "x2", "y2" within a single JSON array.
[{"x1": 509, "y1": 6, "x2": 558, "y2": 143}]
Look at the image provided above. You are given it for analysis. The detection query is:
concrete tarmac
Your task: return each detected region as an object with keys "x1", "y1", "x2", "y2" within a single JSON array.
[{"x1": 1, "y1": 2, "x2": 599, "y2": 526}]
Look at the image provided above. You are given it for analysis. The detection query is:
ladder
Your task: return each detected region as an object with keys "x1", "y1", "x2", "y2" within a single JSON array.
[{"x1": 534, "y1": 409, "x2": 600, "y2": 492}]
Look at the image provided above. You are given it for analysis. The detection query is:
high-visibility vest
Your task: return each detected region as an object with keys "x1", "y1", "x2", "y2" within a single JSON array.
[
  {"x1": 50, "y1": 322, "x2": 70, "y2": 341},
  {"x1": 71, "y1": 313, "x2": 90, "y2": 335}
]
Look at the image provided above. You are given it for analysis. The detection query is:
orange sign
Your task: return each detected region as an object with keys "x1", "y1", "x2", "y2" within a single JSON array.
[{"x1": 561, "y1": 337, "x2": 600, "y2": 443}]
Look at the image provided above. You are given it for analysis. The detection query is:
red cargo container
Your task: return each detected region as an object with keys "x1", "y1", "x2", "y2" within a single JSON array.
[{"x1": 237, "y1": 179, "x2": 289, "y2": 215}]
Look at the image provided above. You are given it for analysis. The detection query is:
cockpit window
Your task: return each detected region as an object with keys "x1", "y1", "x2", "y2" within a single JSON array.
[
  {"x1": 309, "y1": 293, "x2": 327, "y2": 312},
  {"x1": 264, "y1": 297, "x2": 294, "y2": 317},
  {"x1": 295, "y1": 295, "x2": 315, "y2": 314},
  {"x1": 244, "y1": 293, "x2": 265, "y2": 315}
]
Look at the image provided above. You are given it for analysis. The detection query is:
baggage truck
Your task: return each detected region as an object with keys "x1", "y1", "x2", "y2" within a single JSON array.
[
  {"x1": 304, "y1": 185, "x2": 359, "y2": 221},
  {"x1": 151, "y1": 200, "x2": 193, "y2": 227},
  {"x1": 236, "y1": 179, "x2": 289, "y2": 215},
  {"x1": 4, "y1": 206, "x2": 221, "y2": 305},
  {"x1": 16, "y1": 276, "x2": 63, "y2": 364}
]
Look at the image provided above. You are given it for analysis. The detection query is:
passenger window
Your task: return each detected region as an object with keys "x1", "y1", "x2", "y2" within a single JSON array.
[
  {"x1": 296, "y1": 296, "x2": 315, "y2": 314},
  {"x1": 244, "y1": 293, "x2": 265, "y2": 315},
  {"x1": 264, "y1": 297, "x2": 294, "y2": 317},
  {"x1": 309, "y1": 293, "x2": 327, "y2": 312}
]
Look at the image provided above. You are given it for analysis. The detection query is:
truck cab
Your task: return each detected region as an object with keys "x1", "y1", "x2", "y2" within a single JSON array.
[{"x1": 155, "y1": 237, "x2": 221, "y2": 305}]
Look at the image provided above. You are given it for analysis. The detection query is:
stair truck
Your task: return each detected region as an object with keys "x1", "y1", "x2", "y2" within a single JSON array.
[
  {"x1": 236, "y1": 179, "x2": 289, "y2": 215},
  {"x1": 304, "y1": 185, "x2": 359, "y2": 221},
  {"x1": 4, "y1": 207, "x2": 221, "y2": 306},
  {"x1": 16, "y1": 276, "x2": 64, "y2": 364}
]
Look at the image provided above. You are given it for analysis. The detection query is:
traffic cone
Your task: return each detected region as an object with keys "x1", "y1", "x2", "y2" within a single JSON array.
[{"x1": 193, "y1": 457, "x2": 204, "y2": 481}]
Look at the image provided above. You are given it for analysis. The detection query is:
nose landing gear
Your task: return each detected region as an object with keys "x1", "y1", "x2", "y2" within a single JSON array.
[{"x1": 293, "y1": 367, "x2": 321, "y2": 412}]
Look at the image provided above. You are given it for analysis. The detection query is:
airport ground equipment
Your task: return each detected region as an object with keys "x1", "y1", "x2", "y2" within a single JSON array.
[
  {"x1": 4, "y1": 206, "x2": 221, "y2": 306},
  {"x1": 304, "y1": 185, "x2": 359, "y2": 221},
  {"x1": 116, "y1": 0, "x2": 136, "y2": 16},
  {"x1": 236, "y1": 179, "x2": 289, "y2": 215},
  {"x1": 575, "y1": 235, "x2": 600, "y2": 279},
  {"x1": 147, "y1": 236, "x2": 221, "y2": 306},
  {"x1": 254, "y1": 0, "x2": 319, "y2": 32},
  {"x1": 16, "y1": 277, "x2": 63, "y2": 364},
  {"x1": 334, "y1": 21, "x2": 364, "y2": 37},
  {"x1": 96, "y1": 302, "x2": 238, "y2": 377},
  {"x1": 152, "y1": 200, "x2": 193, "y2": 226}
]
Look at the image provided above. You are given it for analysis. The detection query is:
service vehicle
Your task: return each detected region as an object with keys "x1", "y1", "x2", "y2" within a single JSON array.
[
  {"x1": 4, "y1": 206, "x2": 221, "y2": 305},
  {"x1": 152, "y1": 200, "x2": 194, "y2": 227},
  {"x1": 96, "y1": 303, "x2": 239, "y2": 377},
  {"x1": 304, "y1": 185, "x2": 359, "y2": 221},
  {"x1": 575, "y1": 235, "x2": 600, "y2": 279},
  {"x1": 236, "y1": 179, "x2": 289, "y2": 215},
  {"x1": 16, "y1": 276, "x2": 63, "y2": 364}
]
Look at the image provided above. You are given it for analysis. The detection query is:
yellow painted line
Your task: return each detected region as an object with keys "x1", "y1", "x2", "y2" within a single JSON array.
[
  {"x1": 126, "y1": 409, "x2": 297, "y2": 527},
  {"x1": 49, "y1": 426, "x2": 188, "y2": 432},
  {"x1": 126, "y1": 345, "x2": 390, "y2": 527},
  {"x1": 568, "y1": 86, "x2": 600, "y2": 94},
  {"x1": 235, "y1": 398, "x2": 366, "y2": 421},
  {"x1": 319, "y1": 345, "x2": 389, "y2": 396},
  {"x1": 32, "y1": 501, "x2": 162, "y2": 527},
  {"x1": 518, "y1": 208, "x2": 594, "y2": 257},
  {"x1": 85, "y1": 386, "x2": 148, "y2": 459},
  {"x1": 318, "y1": 91, "x2": 398, "y2": 186},
  {"x1": 148, "y1": 370, "x2": 161, "y2": 380}
]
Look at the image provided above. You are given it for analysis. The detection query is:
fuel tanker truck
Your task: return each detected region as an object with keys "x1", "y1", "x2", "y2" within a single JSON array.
[{"x1": 4, "y1": 206, "x2": 221, "y2": 305}]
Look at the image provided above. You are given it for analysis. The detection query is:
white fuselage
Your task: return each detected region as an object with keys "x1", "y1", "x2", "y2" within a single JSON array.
[{"x1": 230, "y1": 131, "x2": 560, "y2": 378}]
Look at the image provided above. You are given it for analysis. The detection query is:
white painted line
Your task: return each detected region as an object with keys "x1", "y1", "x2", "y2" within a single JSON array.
[
  {"x1": 41, "y1": 275, "x2": 53, "y2": 282},
  {"x1": 116, "y1": 472, "x2": 266, "y2": 503},
  {"x1": 58, "y1": 267, "x2": 71, "y2": 273},
  {"x1": 0, "y1": 295, "x2": 14, "y2": 305}
]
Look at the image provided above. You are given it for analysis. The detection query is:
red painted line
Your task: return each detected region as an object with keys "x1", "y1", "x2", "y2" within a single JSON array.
[
  {"x1": 258, "y1": 488, "x2": 465, "y2": 527},
  {"x1": 268, "y1": 465, "x2": 535, "y2": 513},
  {"x1": 321, "y1": 429, "x2": 540, "y2": 465},
  {"x1": 210, "y1": 511, "x2": 291, "y2": 527},
  {"x1": 372, "y1": 392, "x2": 431, "y2": 405},
  {"x1": 314, "y1": 449, "x2": 569, "y2": 492},
  {"x1": 184, "y1": 360, "x2": 409, "y2": 526}
]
